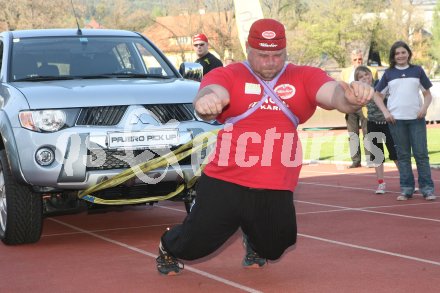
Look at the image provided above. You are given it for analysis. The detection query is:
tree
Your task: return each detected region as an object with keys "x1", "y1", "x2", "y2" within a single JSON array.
[
  {"x1": 291, "y1": 0, "x2": 369, "y2": 67},
  {"x1": 430, "y1": 0, "x2": 440, "y2": 76},
  {"x1": 203, "y1": 0, "x2": 239, "y2": 61},
  {"x1": 148, "y1": 0, "x2": 244, "y2": 63},
  {"x1": 1, "y1": 0, "x2": 434, "y2": 73},
  {"x1": 373, "y1": 0, "x2": 429, "y2": 67},
  {"x1": 0, "y1": 0, "x2": 26, "y2": 30},
  {"x1": 0, "y1": 0, "x2": 77, "y2": 30},
  {"x1": 261, "y1": 0, "x2": 308, "y2": 29}
]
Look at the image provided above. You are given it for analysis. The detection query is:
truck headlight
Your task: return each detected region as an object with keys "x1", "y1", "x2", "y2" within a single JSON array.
[{"x1": 19, "y1": 110, "x2": 66, "y2": 132}]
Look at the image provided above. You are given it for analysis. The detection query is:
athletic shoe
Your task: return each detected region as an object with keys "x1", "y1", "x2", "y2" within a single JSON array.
[
  {"x1": 348, "y1": 162, "x2": 361, "y2": 168},
  {"x1": 397, "y1": 194, "x2": 412, "y2": 201},
  {"x1": 242, "y1": 235, "x2": 267, "y2": 269},
  {"x1": 375, "y1": 183, "x2": 386, "y2": 194},
  {"x1": 424, "y1": 193, "x2": 436, "y2": 201},
  {"x1": 156, "y1": 245, "x2": 184, "y2": 276}
]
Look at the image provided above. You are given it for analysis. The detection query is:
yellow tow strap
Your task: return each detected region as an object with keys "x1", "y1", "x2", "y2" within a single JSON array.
[{"x1": 78, "y1": 129, "x2": 219, "y2": 205}]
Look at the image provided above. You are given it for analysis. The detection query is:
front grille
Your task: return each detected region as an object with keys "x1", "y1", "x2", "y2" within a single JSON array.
[
  {"x1": 86, "y1": 148, "x2": 192, "y2": 171},
  {"x1": 76, "y1": 106, "x2": 127, "y2": 126},
  {"x1": 76, "y1": 104, "x2": 194, "y2": 126},
  {"x1": 144, "y1": 104, "x2": 194, "y2": 123}
]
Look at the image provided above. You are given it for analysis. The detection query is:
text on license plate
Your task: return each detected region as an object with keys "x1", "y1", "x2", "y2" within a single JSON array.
[{"x1": 108, "y1": 129, "x2": 179, "y2": 148}]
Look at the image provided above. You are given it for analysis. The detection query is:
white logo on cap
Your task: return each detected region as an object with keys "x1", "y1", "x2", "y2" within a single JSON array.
[
  {"x1": 262, "y1": 31, "x2": 276, "y2": 39},
  {"x1": 259, "y1": 43, "x2": 278, "y2": 48}
]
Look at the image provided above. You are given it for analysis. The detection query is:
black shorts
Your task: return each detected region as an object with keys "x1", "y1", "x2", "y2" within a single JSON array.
[
  {"x1": 162, "y1": 174, "x2": 297, "y2": 261},
  {"x1": 367, "y1": 121, "x2": 398, "y2": 162}
]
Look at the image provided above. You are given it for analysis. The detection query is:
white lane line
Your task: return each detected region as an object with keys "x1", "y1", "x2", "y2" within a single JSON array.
[
  {"x1": 157, "y1": 187, "x2": 440, "y2": 223},
  {"x1": 157, "y1": 205, "x2": 188, "y2": 213},
  {"x1": 302, "y1": 170, "x2": 400, "y2": 179},
  {"x1": 154, "y1": 205, "x2": 440, "y2": 265},
  {"x1": 352, "y1": 202, "x2": 440, "y2": 209},
  {"x1": 42, "y1": 222, "x2": 180, "y2": 237},
  {"x1": 299, "y1": 233, "x2": 440, "y2": 267},
  {"x1": 301, "y1": 167, "x2": 440, "y2": 182},
  {"x1": 298, "y1": 181, "x2": 400, "y2": 194},
  {"x1": 295, "y1": 199, "x2": 439, "y2": 210},
  {"x1": 159, "y1": 199, "x2": 440, "y2": 223},
  {"x1": 48, "y1": 218, "x2": 262, "y2": 293},
  {"x1": 297, "y1": 208, "x2": 352, "y2": 215},
  {"x1": 362, "y1": 208, "x2": 440, "y2": 222},
  {"x1": 296, "y1": 200, "x2": 440, "y2": 222},
  {"x1": 303, "y1": 160, "x2": 399, "y2": 168}
]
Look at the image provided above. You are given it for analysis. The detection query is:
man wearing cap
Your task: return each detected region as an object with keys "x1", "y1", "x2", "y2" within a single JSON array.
[
  {"x1": 341, "y1": 49, "x2": 378, "y2": 168},
  {"x1": 192, "y1": 33, "x2": 223, "y2": 76},
  {"x1": 156, "y1": 19, "x2": 374, "y2": 276}
]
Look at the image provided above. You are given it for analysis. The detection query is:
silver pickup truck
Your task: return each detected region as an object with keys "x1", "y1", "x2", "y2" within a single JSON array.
[{"x1": 0, "y1": 28, "x2": 216, "y2": 245}]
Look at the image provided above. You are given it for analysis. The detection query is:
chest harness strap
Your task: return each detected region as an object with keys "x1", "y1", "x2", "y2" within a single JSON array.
[{"x1": 226, "y1": 62, "x2": 299, "y2": 128}]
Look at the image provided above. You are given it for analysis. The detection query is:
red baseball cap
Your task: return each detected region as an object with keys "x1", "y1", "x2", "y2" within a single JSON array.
[
  {"x1": 193, "y1": 33, "x2": 208, "y2": 44},
  {"x1": 247, "y1": 19, "x2": 286, "y2": 51}
]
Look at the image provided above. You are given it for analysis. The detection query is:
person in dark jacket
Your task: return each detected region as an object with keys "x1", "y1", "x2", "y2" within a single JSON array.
[
  {"x1": 340, "y1": 49, "x2": 378, "y2": 168},
  {"x1": 192, "y1": 33, "x2": 223, "y2": 76}
]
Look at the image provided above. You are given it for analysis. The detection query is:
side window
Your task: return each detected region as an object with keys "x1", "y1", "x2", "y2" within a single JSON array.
[
  {"x1": 0, "y1": 40, "x2": 3, "y2": 74},
  {"x1": 135, "y1": 43, "x2": 166, "y2": 76},
  {"x1": 114, "y1": 43, "x2": 135, "y2": 71}
]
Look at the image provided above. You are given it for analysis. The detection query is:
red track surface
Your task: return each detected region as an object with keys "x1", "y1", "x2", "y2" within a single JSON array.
[{"x1": 1, "y1": 163, "x2": 440, "y2": 293}]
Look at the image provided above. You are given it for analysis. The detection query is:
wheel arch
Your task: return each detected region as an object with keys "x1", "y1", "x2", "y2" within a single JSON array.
[{"x1": 0, "y1": 112, "x2": 29, "y2": 184}]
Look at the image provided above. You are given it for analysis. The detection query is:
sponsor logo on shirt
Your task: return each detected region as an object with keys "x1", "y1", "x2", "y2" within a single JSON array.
[
  {"x1": 245, "y1": 83, "x2": 295, "y2": 111},
  {"x1": 245, "y1": 82, "x2": 262, "y2": 95},
  {"x1": 274, "y1": 84, "x2": 295, "y2": 99}
]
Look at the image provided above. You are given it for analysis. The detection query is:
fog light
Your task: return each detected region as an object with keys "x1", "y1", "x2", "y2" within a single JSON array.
[{"x1": 35, "y1": 148, "x2": 55, "y2": 166}]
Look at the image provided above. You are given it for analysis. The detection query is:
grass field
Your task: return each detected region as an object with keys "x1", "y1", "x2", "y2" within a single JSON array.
[{"x1": 300, "y1": 124, "x2": 440, "y2": 166}]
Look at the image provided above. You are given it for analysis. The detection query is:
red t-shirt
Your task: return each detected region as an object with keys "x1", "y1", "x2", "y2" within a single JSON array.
[{"x1": 200, "y1": 63, "x2": 333, "y2": 191}]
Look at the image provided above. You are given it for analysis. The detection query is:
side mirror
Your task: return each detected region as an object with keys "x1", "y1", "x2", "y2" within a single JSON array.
[{"x1": 179, "y1": 62, "x2": 203, "y2": 81}]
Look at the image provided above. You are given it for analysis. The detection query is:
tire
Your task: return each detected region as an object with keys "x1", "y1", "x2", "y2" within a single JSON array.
[{"x1": 0, "y1": 150, "x2": 43, "y2": 245}]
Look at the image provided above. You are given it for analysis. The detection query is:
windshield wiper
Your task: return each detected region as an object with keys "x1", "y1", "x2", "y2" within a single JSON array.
[
  {"x1": 105, "y1": 73, "x2": 173, "y2": 79},
  {"x1": 15, "y1": 74, "x2": 174, "y2": 81},
  {"x1": 74, "y1": 73, "x2": 172, "y2": 79},
  {"x1": 14, "y1": 76, "x2": 75, "y2": 82}
]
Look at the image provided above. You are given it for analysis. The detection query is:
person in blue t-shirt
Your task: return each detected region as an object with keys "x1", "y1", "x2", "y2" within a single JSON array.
[{"x1": 374, "y1": 41, "x2": 435, "y2": 201}]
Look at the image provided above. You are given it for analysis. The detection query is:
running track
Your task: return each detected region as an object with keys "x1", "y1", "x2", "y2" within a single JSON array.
[{"x1": 1, "y1": 163, "x2": 439, "y2": 293}]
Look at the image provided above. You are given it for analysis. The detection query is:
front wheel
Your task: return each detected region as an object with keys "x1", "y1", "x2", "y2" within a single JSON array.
[{"x1": 0, "y1": 150, "x2": 43, "y2": 245}]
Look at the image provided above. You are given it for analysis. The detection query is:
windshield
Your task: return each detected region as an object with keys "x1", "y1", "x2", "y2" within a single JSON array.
[{"x1": 10, "y1": 35, "x2": 177, "y2": 81}]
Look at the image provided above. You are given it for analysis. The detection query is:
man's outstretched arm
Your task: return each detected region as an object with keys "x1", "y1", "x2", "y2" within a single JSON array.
[
  {"x1": 316, "y1": 80, "x2": 374, "y2": 113},
  {"x1": 193, "y1": 84, "x2": 230, "y2": 121}
]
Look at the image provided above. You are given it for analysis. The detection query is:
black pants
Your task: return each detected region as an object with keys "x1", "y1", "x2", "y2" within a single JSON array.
[
  {"x1": 366, "y1": 121, "x2": 398, "y2": 162},
  {"x1": 161, "y1": 174, "x2": 297, "y2": 261},
  {"x1": 346, "y1": 110, "x2": 370, "y2": 164}
]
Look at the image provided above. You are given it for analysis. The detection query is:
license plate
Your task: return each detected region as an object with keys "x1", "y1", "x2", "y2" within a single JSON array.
[{"x1": 108, "y1": 129, "x2": 179, "y2": 149}]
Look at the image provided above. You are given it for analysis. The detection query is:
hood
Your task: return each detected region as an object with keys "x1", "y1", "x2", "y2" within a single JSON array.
[{"x1": 12, "y1": 78, "x2": 200, "y2": 109}]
